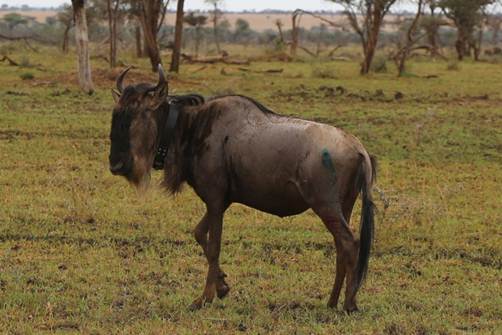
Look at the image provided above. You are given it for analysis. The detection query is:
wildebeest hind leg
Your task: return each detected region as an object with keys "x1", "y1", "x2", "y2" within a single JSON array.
[
  {"x1": 193, "y1": 212, "x2": 230, "y2": 300},
  {"x1": 315, "y1": 207, "x2": 358, "y2": 312}
]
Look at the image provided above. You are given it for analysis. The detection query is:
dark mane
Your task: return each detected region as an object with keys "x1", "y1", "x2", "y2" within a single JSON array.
[
  {"x1": 162, "y1": 94, "x2": 277, "y2": 195},
  {"x1": 162, "y1": 96, "x2": 220, "y2": 194}
]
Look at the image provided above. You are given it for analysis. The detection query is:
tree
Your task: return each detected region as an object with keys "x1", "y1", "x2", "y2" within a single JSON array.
[
  {"x1": 393, "y1": 0, "x2": 425, "y2": 76},
  {"x1": 205, "y1": 0, "x2": 223, "y2": 53},
  {"x1": 140, "y1": 0, "x2": 164, "y2": 71},
  {"x1": 57, "y1": 6, "x2": 73, "y2": 53},
  {"x1": 71, "y1": 0, "x2": 94, "y2": 94},
  {"x1": 2, "y1": 13, "x2": 29, "y2": 30},
  {"x1": 169, "y1": 0, "x2": 185, "y2": 72},
  {"x1": 438, "y1": 0, "x2": 494, "y2": 61},
  {"x1": 234, "y1": 18, "x2": 252, "y2": 44},
  {"x1": 125, "y1": 0, "x2": 169, "y2": 71},
  {"x1": 290, "y1": 10, "x2": 301, "y2": 57},
  {"x1": 419, "y1": 2, "x2": 449, "y2": 58},
  {"x1": 328, "y1": 0, "x2": 398, "y2": 74},
  {"x1": 275, "y1": 19, "x2": 285, "y2": 44},
  {"x1": 106, "y1": 0, "x2": 121, "y2": 68},
  {"x1": 486, "y1": 14, "x2": 502, "y2": 44},
  {"x1": 184, "y1": 12, "x2": 207, "y2": 56}
]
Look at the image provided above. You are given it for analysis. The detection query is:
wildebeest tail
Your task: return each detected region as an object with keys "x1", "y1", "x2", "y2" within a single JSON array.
[{"x1": 356, "y1": 153, "x2": 376, "y2": 289}]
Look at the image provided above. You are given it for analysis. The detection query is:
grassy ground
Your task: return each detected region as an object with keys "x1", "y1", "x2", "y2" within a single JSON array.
[{"x1": 0, "y1": 45, "x2": 501, "y2": 334}]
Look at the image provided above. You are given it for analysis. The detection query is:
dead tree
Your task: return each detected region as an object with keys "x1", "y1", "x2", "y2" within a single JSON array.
[
  {"x1": 290, "y1": 10, "x2": 301, "y2": 57},
  {"x1": 275, "y1": 19, "x2": 285, "y2": 44},
  {"x1": 206, "y1": 0, "x2": 223, "y2": 54},
  {"x1": 329, "y1": 0, "x2": 398, "y2": 74},
  {"x1": 137, "y1": 0, "x2": 169, "y2": 72},
  {"x1": 394, "y1": 0, "x2": 425, "y2": 76},
  {"x1": 135, "y1": 24, "x2": 143, "y2": 57},
  {"x1": 169, "y1": 0, "x2": 185, "y2": 73},
  {"x1": 107, "y1": 0, "x2": 120, "y2": 68},
  {"x1": 57, "y1": 5, "x2": 74, "y2": 54},
  {"x1": 71, "y1": 0, "x2": 94, "y2": 94}
]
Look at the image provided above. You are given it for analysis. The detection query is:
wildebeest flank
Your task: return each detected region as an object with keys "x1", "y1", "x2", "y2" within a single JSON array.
[{"x1": 108, "y1": 65, "x2": 376, "y2": 313}]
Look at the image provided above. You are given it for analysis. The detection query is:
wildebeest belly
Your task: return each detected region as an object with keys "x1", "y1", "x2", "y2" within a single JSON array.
[
  {"x1": 223, "y1": 119, "x2": 318, "y2": 217},
  {"x1": 231, "y1": 181, "x2": 309, "y2": 217}
]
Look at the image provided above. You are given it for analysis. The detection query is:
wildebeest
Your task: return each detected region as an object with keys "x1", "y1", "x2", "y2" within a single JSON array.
[{"x1": 108, "y1": 65, "x2": 376, "y2": 312}]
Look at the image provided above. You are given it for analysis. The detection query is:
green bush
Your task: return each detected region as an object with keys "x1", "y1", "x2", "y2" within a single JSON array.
[
  {"x1": 20, "y1": 72, "x2": 34, "y2": 80},
  {"x1": 312, "y1": 66, "x2": 337, "y2": 79},
  {"x1": 371, "y1": 55, "x2": 388, "y2": 73}
]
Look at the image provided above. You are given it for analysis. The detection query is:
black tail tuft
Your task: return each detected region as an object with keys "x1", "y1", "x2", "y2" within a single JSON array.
[
  {"x1": 355, "y1": 155, "x2": 376, "y2": 289},
  {"x1": 356, "y1": 195, "x2": 375, "y2": 288}
]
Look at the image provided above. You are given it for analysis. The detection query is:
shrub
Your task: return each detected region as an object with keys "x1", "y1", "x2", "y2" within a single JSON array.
[
  {"x1": 20, "y1": 56, "x2": 32, "y2": 68},
  {"x1": 312, "y1": 66, "x2": 337, "y2": 79},
  {"x1": 371, "y1": 55, "x2": 388, "y2": 73},
  {"x1": 447, "y1": 60, "x2": 460, "y2": 71},
  {"x1": 20, "y1": 72, "x2": 34, "y2": 80}
]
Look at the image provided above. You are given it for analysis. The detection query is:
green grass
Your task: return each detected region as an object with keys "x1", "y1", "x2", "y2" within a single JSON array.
[{"x1": 1, "y1": 45, "x2": 501, "y2": 334}]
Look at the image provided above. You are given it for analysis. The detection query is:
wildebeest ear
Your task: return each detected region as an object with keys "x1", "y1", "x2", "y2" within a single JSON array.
[{"x1": 111, "y1": 89, "x2": 121, "y2": 103}]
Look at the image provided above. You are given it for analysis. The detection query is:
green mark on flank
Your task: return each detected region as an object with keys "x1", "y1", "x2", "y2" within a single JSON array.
[{"x1": 321, "y1": 148, "x2": 336, "y2": 176}]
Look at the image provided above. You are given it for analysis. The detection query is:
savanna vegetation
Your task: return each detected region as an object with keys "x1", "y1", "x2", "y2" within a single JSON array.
[{"x1": 1, "y1": 1, "x2": 501, "y2": 334}]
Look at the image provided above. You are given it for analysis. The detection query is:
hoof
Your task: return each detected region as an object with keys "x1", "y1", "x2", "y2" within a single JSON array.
[
  {"x1": 189, "y1": 296, "x2": 211, "y2": 311},
  {"x1": 327, "y1": 300, "x2": 338, "y2": 309},
  {"x1": 188, "y1": 299, "x2": 203, "y2": 311},
  {"x1": 344, "y1": 304, "x2": 359, "y2": 314},
  {"x1": 216, "y1": 283, "x2": 230, "y2": 299}
]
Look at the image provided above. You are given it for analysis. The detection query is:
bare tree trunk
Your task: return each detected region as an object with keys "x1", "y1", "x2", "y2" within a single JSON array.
[
  {"x1": 341, "y1": 1, "x2": 396, "y2": 75},
  {"x1": 140, "y1": 0, "x2": 162, "y2": 72},
  {"x1": 396, "y1": 0, "x2": 424, "y2": 77},
  {"x1": 275, "y1": 20, "x2": 284, "y2": 43},
  {"x1": 72, "y1": 0, "x2": 94, "y2": 94},
  {"x1": 427, "y1": 29, "x2": 440, "y2": 57},
  {"x1": 62, "y1": 24, "x2": 71, "y2": 54},
  {"x1": 456, "y1": 28, "x2": 467, "y2": 61},
  {"x1": 316, "y1": 25, "x2": 326, "y2": 56},
  {"x1": 107, "y1": 0, "x2": 119, "y2": 68},
  {"x1": 290, "y1": 11, "x2": 300, "y2": 57},
  {"x1": 211, "y1": 3, "x2": 221, "y2": 53},
  {"x1": 169, "y1": 0, "x2": 184, "y2": 73},
  {"x1": 473, "y1": 24, "x2": 484, "y2": 61},
  {"x1": 195, "y1": 27, "x2": 201, "y2": 57},
  {"x1": 361, "y1": 18, "x2": 381, "y2": 75},
  {"x1": 135, "y1": 24, "x2": 143, "y2": 57}
]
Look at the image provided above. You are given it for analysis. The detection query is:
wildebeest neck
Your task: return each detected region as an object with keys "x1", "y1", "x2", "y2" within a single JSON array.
[
  {"x1": 159, "y1": 95, "x2": 210, "y2": 193},
  {"x1": 161, "y1": 95, "x2": 275, "y2": 194}
]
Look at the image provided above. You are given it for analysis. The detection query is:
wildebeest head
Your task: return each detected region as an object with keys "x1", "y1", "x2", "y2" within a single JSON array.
[{"x1": 108, "y1": 65, "x2": 168, "y2": 189}]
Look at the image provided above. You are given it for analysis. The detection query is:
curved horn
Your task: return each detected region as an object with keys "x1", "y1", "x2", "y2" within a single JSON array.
[
  {"x1": 154, "y1": 63, "x2": 167, "y2": 91},
  {"x1": 116, "y1": 66, "x2": 132, "y2": 93}
]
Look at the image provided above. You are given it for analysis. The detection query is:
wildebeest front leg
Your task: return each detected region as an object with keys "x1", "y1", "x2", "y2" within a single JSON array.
[
  {"x1": 190, "y1": 209, "x2": 225, "y2": 310},
  {"x1": 193, "y1": 212, "x2": 230, "y2": 299}
]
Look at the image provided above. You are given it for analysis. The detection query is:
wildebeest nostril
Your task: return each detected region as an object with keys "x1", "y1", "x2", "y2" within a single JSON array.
[{"x1": 110, "y1": 161, "x2": 124, "y2": 174}]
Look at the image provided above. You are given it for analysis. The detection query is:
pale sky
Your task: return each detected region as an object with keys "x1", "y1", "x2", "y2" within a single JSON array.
[{"x1": 1, "y1": 0, "x2": 415, "y2": 12}]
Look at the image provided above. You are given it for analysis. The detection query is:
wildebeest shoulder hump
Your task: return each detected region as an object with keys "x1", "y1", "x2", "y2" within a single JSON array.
[{"x1": 208, "y1": 95, "x2": 277, "y2": 116}]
